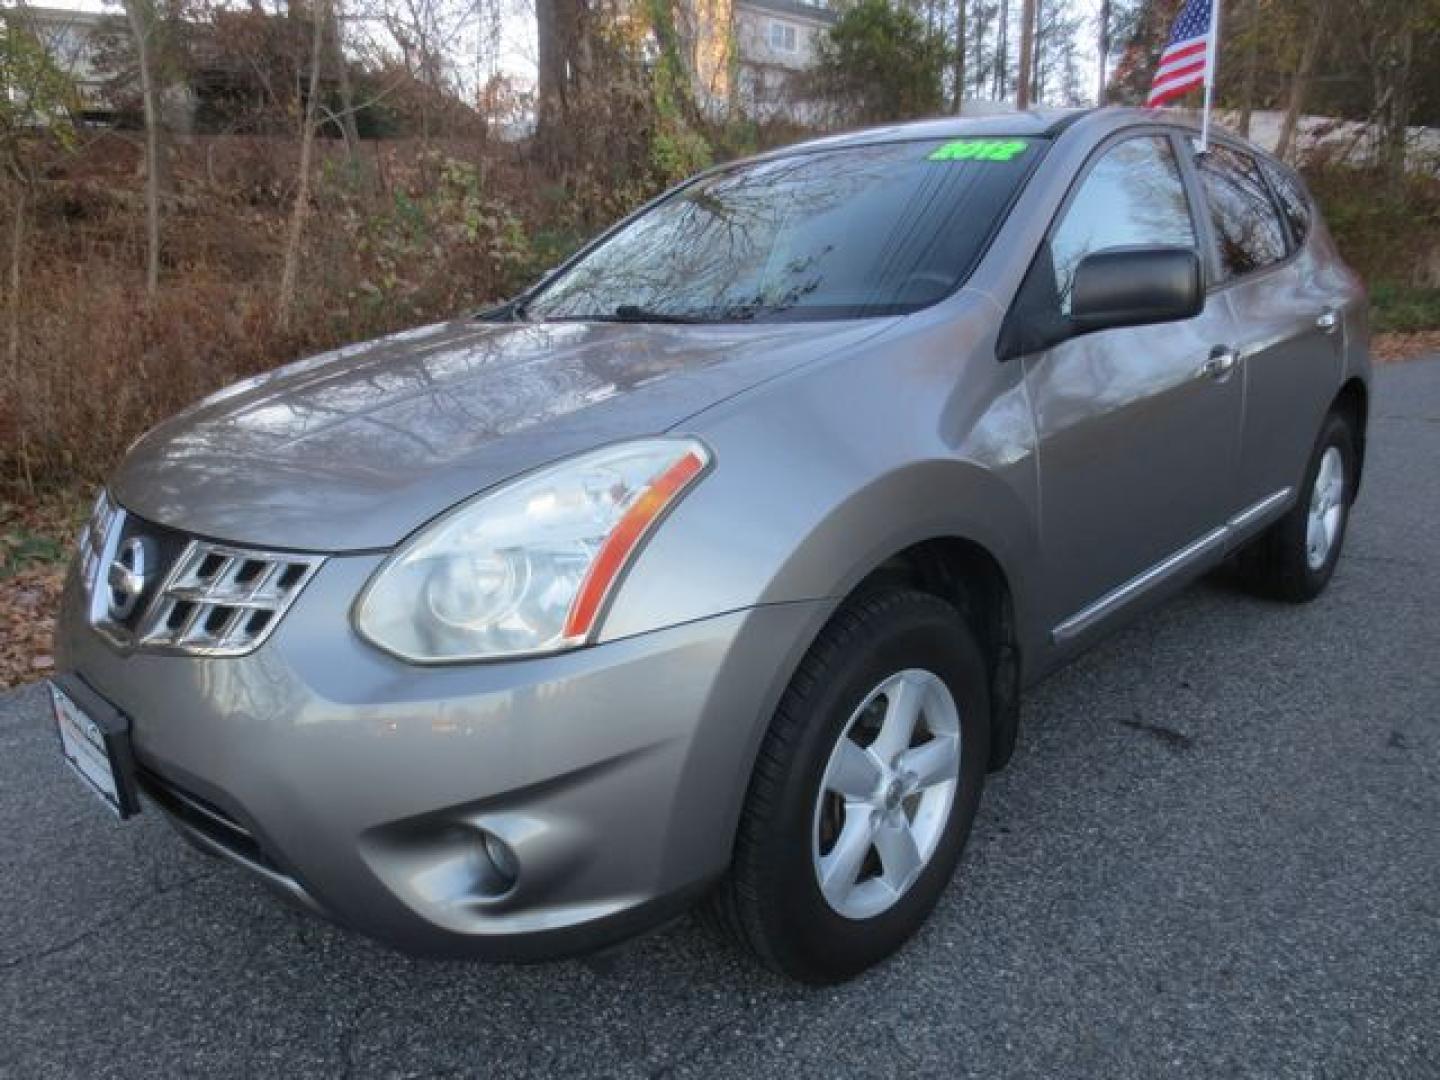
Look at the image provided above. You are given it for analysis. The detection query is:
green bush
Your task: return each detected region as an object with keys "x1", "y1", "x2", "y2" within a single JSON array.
[{"x1": 808, "y1": 0, "x2": 948, "y2": 126}]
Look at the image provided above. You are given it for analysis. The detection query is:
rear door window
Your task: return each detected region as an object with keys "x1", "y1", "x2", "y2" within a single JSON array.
[
  {"x1": 1195, "y1": 144, "x2": 1290, "y2": 278},
  {"x1": 1049, "y1": 135, "x2": 1197, "y2": 314}
]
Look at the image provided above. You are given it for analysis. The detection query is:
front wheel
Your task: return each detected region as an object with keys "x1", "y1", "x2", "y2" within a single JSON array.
[
  {"x1": 708, "y1": 588, "x2": 990, "y2": 983},
  {"x1": 1237, "y1": 410, "x2": 1357, "y2": 602}
]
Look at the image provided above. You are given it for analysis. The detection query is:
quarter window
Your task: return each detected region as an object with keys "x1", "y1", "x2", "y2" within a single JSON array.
[
  {"x1": 1260, "y1": 160, "x2": 1312, "y2": 250},
  {"x1": 1050, "y1": 135, "x2": 1197, "y2": 314},
  {"x1": 1195, "y1": 144, "x2": 1289, "y2": 278}
]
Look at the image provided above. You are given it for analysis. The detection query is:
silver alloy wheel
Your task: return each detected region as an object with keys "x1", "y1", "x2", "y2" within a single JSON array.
[
  {"x1": 1306, "y1": 446, "x2": 1346, "y2": 571},
  {"x1": 811, "y1": 669, "x2": 961, "y2": 920}
]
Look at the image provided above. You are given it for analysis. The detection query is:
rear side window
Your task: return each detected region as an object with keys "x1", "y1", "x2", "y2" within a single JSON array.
[
  {"x1": 1195, "y1": 144, "x2": 1289, "y2": 278},
  {"x1": 1049, "y1": 135, "x2": 1197, "y2": 314},
  {"x1": 1261, "y1": 161, "x2": 1312, "y2": 250}
]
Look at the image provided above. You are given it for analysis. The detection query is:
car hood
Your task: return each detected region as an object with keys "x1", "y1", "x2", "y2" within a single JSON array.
[{"x1": 111, "y1": 316, "x2": 888, "y2": 551}]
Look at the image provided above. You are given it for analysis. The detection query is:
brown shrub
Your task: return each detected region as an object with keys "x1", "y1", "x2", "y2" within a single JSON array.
[{"x1": 1, "y1": 133, "x2": 560, "y2": 491}]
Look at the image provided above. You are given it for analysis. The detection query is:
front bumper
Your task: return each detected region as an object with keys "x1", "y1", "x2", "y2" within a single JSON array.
[{"x1": 55, "y1": 554, "x2": 831, "y2": 960}]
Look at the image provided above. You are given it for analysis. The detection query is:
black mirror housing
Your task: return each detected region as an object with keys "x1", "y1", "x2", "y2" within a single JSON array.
[{"x1": 1070, "y1": 247, "x2": 1203, "y2": 334}]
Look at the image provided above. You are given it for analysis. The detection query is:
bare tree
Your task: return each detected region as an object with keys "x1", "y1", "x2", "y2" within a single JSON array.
[
  {"x1": 952, "y1": 0, "x2": 966, "y2": 111},
  {"x1": 1096, "y1": 0, "x2": 1110, "y2": 105},
  {"x1": 0, "y1": 3, "x2": 81, "y2": 489},
  {"x1": 122, "y1": 0, "x2": 161, "y2": 298},
  {"x1": 328, "y1": 0, "x2": 361, "y2": 156},
  {"x1": 1276, "y1": 0, "x2": 1330, "y2": 162},
  {"x1": 992, "y1": 0, "x2": 1008, "y2": 99},
  {"x1": 277, "y1": 0, "x2": 328, "y2": 329},
  {"x1": 1015, "y1": 0, "x2": 1035, "y2": 107},
  {"x1": 1235, "y1": 0, "x2": 1260, "y2": 136}
]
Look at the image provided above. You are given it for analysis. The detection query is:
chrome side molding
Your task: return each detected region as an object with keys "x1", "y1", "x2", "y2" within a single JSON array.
[{"x1": 1052, "y1": 487, "x2": 1294, "y2": 644}]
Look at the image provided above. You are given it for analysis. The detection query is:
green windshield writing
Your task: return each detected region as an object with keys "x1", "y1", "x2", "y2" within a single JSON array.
[{"x1": 929, "y1": 138, "x2": 1029, "y2": 162}]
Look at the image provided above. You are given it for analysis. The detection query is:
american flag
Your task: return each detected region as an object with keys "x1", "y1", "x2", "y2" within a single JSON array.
[{"x1": 1147, "y1": 0, "x2": 1214, "y2": 107}]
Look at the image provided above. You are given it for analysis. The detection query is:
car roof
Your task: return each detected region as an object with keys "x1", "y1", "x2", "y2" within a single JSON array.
[{"x1": 754, "y1": 106, "x2": 1205, "y2": 161}]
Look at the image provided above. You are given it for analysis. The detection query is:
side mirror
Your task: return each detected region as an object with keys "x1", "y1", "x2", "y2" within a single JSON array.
[{"x1": 1070, "y1": 247, "x2": 1203, "y2": 334}]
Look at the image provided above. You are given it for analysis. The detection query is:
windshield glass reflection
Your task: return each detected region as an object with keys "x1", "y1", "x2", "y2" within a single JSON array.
[{"x1": 527, "y1": 139, "x2": 1042, "y2": 324}]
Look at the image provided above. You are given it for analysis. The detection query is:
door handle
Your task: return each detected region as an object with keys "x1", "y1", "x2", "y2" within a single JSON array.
[
  {"x1": 1200, "y1": 347, "x2": 1239, "y2": 382},
  {"x1": 1316, "y1": 307, "x2": 1340, "y2": 334}
]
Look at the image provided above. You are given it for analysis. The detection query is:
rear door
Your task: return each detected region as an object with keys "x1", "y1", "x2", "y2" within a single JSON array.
[
  {"x1": 1023, "y1": 131, "x2": 1245, "y2": 641},
  {"x1": 1188, "y1": 143, "x2": 1344, "y2": 518}
]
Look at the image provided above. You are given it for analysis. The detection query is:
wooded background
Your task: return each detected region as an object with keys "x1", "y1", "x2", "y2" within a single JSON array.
[{"x1": 1, "y1": 0, "x2": 1437, "y2": 498}]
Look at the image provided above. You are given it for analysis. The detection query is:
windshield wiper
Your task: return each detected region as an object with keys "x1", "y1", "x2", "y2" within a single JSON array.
[{"x1": 611, "y1": 304, "x2": 706, "y2": 324}]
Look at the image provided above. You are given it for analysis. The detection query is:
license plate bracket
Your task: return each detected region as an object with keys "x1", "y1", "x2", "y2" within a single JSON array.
[{"x1": 50, "y1": 675, "x2": 142, "y2": 820}]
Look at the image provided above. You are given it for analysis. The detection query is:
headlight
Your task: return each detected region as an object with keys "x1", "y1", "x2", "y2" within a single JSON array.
[{"x1": 353, "y1": 438, "x2": 711, "y2": 662}]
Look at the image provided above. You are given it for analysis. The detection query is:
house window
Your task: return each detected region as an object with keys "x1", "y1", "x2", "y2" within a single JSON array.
[{"x1": 769, "y1": 21, "x2": 798, "y2": 51}]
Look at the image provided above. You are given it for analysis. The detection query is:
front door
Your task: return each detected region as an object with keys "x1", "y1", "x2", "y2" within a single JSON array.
[{"x1": 1022, "y1": 132, "x2": 1245, "y2": 642}]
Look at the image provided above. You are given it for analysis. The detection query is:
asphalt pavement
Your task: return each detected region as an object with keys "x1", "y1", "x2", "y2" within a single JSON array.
[{"x1": 3, "y1": 360, "x2": 1438, "y2": 1079}]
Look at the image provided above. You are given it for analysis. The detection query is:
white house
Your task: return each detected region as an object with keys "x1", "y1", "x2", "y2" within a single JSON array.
[
  {"x1": 3, "y1": 6, "x2": 118, "y2": 121},
  {"x1": 732, "y1": 0, "x2": 837, "y2": 119}
]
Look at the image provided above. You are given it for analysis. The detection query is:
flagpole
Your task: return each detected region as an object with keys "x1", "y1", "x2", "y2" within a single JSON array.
[{"x1": 1199, "y1": 0, "x2": 1221, "y2": 151}]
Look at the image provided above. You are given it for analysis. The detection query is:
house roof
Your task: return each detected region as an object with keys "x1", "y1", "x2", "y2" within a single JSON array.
[
  {"x1": 737, "y1": 0, "x2": 839, "y2": 25},
  {"x1": 4, "y1": 6, "x2": 111, "y2": 26}
]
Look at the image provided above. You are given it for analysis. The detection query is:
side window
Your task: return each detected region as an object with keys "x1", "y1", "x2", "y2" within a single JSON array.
[
  {"x1": 1050, "y1": 136, "x2": 1197, "y2": 314},
  {"x1": 1195, "y1": 144, "x2": 1289, "y2": 278},
  {"x1": 1261, "y1": 160, "x2": 1312, "y2": 250}
]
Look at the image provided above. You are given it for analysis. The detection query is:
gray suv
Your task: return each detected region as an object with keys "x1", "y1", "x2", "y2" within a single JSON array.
[{"x1": 53, "y1": 108, "x2": 1368, "y2": 982}]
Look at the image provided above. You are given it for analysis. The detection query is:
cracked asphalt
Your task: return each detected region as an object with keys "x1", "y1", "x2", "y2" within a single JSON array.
[{"x1": 3, "y1": 359, "x2": 1439, "y2": 1079}]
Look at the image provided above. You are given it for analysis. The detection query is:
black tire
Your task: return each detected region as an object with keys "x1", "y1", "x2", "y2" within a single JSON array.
[
  {"x1": 1237, "y1": 410, "x2": 1357, "y2": 602},
  {"x1": 707, "y1": 588, "x2": 990, "y2": 983}
]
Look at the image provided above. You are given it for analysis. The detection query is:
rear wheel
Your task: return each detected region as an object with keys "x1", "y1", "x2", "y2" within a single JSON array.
[
  {"x1": 708, "y1": 588, "x2": 989, "y2": 983},
  {"x1": 1238, "y1": 410, "x2": 1356, "y2": 601}
]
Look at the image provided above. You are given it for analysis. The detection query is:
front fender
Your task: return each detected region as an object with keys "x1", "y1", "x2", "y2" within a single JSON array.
[{"x1": 597, "y1": 318, "x2": 1044, "y2": 662}]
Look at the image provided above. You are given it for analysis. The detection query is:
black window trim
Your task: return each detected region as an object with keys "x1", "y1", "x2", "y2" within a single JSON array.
[
  {"x1": 1176, "y1": 132, "x2": 1303, "y2": 295},
  {"x1": 1255, "y1": 154, "x2": 1314, "y2": 256},
  {"x1": 1003, "y1": 122, "x2": 1208, "y2": 320}
]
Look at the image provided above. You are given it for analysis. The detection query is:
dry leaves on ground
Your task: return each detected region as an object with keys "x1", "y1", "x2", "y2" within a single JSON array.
[
  {"x1": 1, "y1": 565, "x2": 64, "y2": 689},
  {"x1": 1, "y1": 490, "x2": 83, "y2": 690},
  {"x1": 1374, "y1": 331, "x2": 1440, "y2": 363}
]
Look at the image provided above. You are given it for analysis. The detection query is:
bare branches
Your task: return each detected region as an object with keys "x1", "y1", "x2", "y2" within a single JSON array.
[
  {"x1": 122, "y1": 0, "x2": 161, "y2": 298},
  {"x1": 277, "y1": 0, "x2": 328, "y2": 329}
]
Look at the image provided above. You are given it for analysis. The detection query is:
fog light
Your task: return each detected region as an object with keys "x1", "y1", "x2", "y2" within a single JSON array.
[{"x1": 482, "y1": 831, "x2": 519, "y2": 890}]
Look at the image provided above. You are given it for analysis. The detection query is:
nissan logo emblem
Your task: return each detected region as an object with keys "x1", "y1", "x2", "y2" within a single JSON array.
[{"x1": 107, "y1": 537, "x2": 152, "y2": 621}]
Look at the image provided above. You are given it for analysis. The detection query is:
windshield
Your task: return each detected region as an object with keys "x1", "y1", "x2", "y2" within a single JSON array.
[{"x1": 524, "y1": 136, "x2": 1045, "y2": 323}]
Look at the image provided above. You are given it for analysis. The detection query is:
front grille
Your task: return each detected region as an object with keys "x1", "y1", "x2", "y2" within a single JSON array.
[
  {"x1": 131, "y1": 540, "x2": 321, "y2": 655},
  {"x1": 77, "y1": 489, "x2": 115, "y2": 592},
  {"x1": 83, "y1": 491, "x2": 324, "y2": 657}
]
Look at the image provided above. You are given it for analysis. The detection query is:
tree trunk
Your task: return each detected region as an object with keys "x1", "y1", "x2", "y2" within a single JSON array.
[
  {"x1": 1236, "y1": 0, "x2": 1259, "y2": 137},
  {"x1": 535, "y1": 0, "x2": 569, "y2": 147},
  {"x1": 329, "y1": 0, "x2": 361, "y2": 155},
  {"x1": 952, "y1": 0, "x2": 966, "y2": 112},
  {"x1": 1015, "y1": 0, "x2": 1036, "y2": 108},
  {"x1": 277, "y1": 0, "x2": 327, "y2": 330},
  {"x1": 1275, "y1": 0, "x2": 1328, "y2": 163},
  {"x1": 1382, "y1": 19, "x2": 1414, "y2": 192},
  {"x1": 7, "y1": 183, "x2": 24, "y2": 383},
  {"x1": 7, "y1": 182, "x2": 32, "y2": 492},
  {"x1": 1096, "y1": 0, "x2": 1110, "y2": 105},
  {"x1": 124, "y1": 0, "x2": 161, "y2": 299},
  {"x1": 994, "y1": 0, "x2": 1008, "y2": 99},
  {"x1": 1031, "y1": 0, "x2": 1043, "y2": 103},
  {"x1": 972, "y1": 2, "x2": 986, "y2": 98}
]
